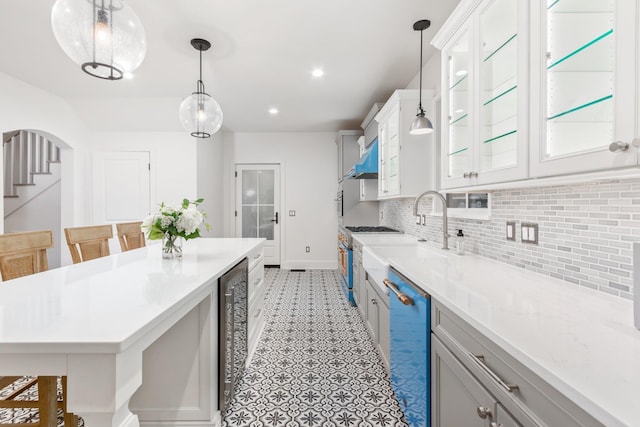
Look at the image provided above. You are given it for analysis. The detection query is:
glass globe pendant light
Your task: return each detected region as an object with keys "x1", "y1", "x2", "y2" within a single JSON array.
[
  {"x1": 409, "y1": 19, "x2": 434, "y2": 135},
  {"x1": 179, "y1": 39, "x2": 223, "y2": 138},
  {"x1": 51, "y1": 0, "x2": 147, "y2": 80}
]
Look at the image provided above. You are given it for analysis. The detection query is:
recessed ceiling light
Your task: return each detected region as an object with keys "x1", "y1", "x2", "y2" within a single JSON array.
[
  {"x1": 312, "y1": 68, "x2": 324, "y2": 78},
  {"x1": 268, "y1": 108, "x2": 279, "y2": 115}
]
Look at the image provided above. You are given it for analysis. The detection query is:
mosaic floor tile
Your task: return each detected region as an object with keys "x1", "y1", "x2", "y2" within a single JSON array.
[{"x1": 222, "y1": 269, "x2": 406, "y2": 427}]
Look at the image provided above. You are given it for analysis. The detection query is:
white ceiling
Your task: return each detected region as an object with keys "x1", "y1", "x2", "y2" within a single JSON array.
[{"x1": 0, "y1": 0, "x2": 459, "y2": 133}]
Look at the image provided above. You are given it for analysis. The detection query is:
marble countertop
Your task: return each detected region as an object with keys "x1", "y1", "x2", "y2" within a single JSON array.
[
  {"x1": 0, "y1": 238, "x2": 264, "y2": 354},
  {"x1": 364, "y1": 240, "x2": 640, "y2": 427}
]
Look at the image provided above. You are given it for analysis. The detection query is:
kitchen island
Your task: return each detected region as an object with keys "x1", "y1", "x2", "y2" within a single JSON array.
[{"x1": 0, "y1": 238, "x2": 264, "y2": 427}]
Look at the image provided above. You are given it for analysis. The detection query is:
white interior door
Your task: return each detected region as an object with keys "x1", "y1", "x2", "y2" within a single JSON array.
[
  {"x1": 235, "y1": 164, "x2": 280, "y2": 266},
  {"x1": 92, "y1": 151, "x2": 151, "y2": 244}
]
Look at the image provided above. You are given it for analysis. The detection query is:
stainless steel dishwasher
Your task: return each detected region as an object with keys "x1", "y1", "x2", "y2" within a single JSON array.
[
  {"x1": 385, "y1": 266, "x2": 431, "y2": 427},
  {"x1": 219, "y1": 258, "x2": 248, "y2": 413}
]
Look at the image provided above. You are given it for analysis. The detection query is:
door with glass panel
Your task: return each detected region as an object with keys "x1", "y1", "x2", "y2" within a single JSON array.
[
  {"x1": 235, "y1": 164, "x2": 280, "y2": 266},
  {"x1": 530, "y1": 0, "x2": 637, "y2": 177}
]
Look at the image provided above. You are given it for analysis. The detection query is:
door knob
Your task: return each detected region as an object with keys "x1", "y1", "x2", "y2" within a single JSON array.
[
  {"x1": 609, "y1": 141, "x2": 629, "y2": 152},
  {"x1": 270, "y1": 212, "x2": 279, "y2": 224}
]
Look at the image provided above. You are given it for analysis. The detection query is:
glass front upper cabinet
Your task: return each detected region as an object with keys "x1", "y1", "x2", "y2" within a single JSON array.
[
  {"x1": 546, "y1": 0, "x2": 614, "y2": 157},
  {"x1": 445, "y1": 29, "x2": 472, "y2": 182},
  {"x1": 532, "y1": 0, "x2": 637, "y2": 176},
  {"x1": 479, "y1": 0, "x2": 518, "y2": 174}
]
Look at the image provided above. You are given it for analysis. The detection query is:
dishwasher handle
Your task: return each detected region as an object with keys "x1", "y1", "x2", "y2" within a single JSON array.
[{"x1": 383, "y1": 279, "x2": 414, "y2": 305}]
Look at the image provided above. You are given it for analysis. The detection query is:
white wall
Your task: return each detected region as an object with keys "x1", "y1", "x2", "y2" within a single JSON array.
[
  {"x1": 197, "y1": 134, "x2": 225, "y2": 238},
  {"x1": 4, "y1": 181, "x2": 62, "y2": 268},
  {"x1": 223, "y1": 132, "x2": 338, "y2": 269},
  {"x1": 87, "y1": 131, "x2": 199, "y2": 214},
  {"x1": 0, "y1": 71, "x2": 91, "y2": 265}
]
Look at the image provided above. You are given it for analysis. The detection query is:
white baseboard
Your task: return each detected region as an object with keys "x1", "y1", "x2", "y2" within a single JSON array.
[
  {"x1": 280, "y1": 260, "x2": 338, "y2": 270},
  {"x1": 140, "y1": 413, "x2": 221, "y2": 427}
]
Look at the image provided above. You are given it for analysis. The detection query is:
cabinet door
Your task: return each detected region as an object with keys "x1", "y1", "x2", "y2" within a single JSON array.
[
  {"x1": 432, "y1": 335, "x2": 496, "y2": 427},
  {"x1": 530, "y1": 0, "x2": 638, "y2": 177},
  {"x1": 386, "y1": 107, "x2": 401, "y2": 196},
  {"x1": 365, "y1": 280, "x2": 379, "y2": 339},
  {"x1": 476, "y1": 0, "x2": 528, "y2": 184},
  {"x1": 378, "y1": 299, "x2": 390, "y2": 371},
  {"x1": 442, "y1": 27, "x2": 474, "y2": 189}
]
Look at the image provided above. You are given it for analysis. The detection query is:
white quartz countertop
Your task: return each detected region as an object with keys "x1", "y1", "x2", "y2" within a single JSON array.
[
  {"x1": 366, "y1": 241, "x2": 640, "y2": 427},
  {"x1": 0, "y1": 238, "x2": 264, "y2": 354}
]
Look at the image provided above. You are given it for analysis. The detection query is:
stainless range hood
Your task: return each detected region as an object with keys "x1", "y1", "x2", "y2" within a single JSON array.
[{"x1": 346, "y1": 138, "x2": 378, "y2": 179}]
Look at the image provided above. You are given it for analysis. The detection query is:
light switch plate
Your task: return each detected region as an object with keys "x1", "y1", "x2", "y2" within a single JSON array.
[
  {"x1": 521, "y1": 222, "x2": 538, "y2": 245},
  {"x1": 288, "y1": 210, "x2": 296, "y2": 216},
  {"x1": 506, "y1": 221, "x2": 515, "y2": 241}
]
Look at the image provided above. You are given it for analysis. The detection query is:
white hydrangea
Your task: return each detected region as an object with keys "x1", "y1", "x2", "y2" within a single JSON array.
[
  {"x1": 141, "y1": 213, "x2": 157, "y2": 234},
  {"x1": 160, "y1": 215, "x2": 174, "y2": 229},
  {"x1": 176, "y1": 205, "x2": 203, "y2": 235},
  {"x1": 160, "y1": 205, "x2": 177, "y2": 215}
]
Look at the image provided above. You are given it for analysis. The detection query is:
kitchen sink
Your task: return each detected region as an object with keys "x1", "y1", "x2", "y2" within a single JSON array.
[{"x1": 362, "y1": 244, "x2": 445, "y2": 295}]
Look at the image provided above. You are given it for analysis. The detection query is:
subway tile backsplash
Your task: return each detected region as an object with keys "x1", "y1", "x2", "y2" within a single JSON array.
[{"x1": 380, "y1": 179, "x2": 640, "y2": 300}]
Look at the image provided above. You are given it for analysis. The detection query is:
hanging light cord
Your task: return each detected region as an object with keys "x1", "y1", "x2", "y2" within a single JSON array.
[
  {"x1": 417, "y1": 27, "x2": 424, "y2": 114},
  {"x1": 196, "y1": 48, "x2": 205, "y2": 94}
]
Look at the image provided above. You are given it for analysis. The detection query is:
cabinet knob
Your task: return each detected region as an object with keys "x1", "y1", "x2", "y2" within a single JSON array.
[
  {"x1": 609, "y1": 141, "x2": 629, "y2": 152},
  {"x1": 476, "y1": 406, "x2": 492, "y2": 419},
  {"x1": 371, "y1": 298, "x2": 377, "y2": 305}
]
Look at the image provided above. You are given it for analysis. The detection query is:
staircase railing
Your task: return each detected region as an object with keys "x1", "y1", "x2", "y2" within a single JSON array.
[{"x1": 3, "y1": 131, "x2": 61, "y2": 198}]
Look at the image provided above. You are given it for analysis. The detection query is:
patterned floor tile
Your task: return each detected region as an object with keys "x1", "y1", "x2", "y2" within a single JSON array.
[{"x1": 222, "y1": 269, "x2": 406, "y2": 427}]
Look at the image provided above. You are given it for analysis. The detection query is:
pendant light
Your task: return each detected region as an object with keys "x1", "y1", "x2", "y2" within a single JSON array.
[
  {"x1": 51, "y1": 0, "x2": 147, "y2": 80},
  {"x1": 179, "y1": 38, "x2": 223, "y2": 138},
  {"x1": 409, "y1": 19, "x2": 434, "y2": 135}
]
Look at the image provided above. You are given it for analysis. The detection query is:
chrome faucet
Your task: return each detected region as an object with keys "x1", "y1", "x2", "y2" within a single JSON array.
[{"x1": 413, "y1": 190, "x2": 449, "y2": 250}]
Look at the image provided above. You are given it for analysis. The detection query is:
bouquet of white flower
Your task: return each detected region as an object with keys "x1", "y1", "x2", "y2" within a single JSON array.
[{"x1": 142, "y1": 198, "x2": 210, "y2": 258}]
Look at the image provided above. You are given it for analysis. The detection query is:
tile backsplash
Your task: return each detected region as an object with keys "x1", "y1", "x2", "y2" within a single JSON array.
[{"x1": 380, "y1": 179, "x2": 640, "y2": 300}]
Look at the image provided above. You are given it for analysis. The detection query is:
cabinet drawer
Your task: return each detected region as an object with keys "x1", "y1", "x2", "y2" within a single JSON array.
[
  {"x1": 432, "y1": 301, "x2": 603, "y2": 427},
  {"x1": 248, "y1": 284, "x2": 265, "y2": 353},
  {"x1": 248, "y1": 246, "x2": 264, "y2": 272},
  {"x1": 248, "y1": 263, "x2": 264, "y2": 300}
]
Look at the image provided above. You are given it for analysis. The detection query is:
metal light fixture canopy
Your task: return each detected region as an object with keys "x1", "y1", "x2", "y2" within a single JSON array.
[
  {"x1": 51, "y1": 0, "x2": 147, "y2": 80},
  {"x1": 409, "y1": 19, "x2": 434, "y2": 135},
  {"x1": 179, "y1": 38, "x2": 223, "y2": 138}
]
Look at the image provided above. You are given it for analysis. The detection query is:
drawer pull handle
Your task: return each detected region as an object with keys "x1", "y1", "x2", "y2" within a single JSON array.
[
  {"x1": 476, "y1": 406, "x2": 492, "y2": 419},
  {"x1": 383, "y1": 279, "x2": 413, "y2": 305},
  {"x1": 469, "y1": 353, "x2": 519, "y2": 393}
]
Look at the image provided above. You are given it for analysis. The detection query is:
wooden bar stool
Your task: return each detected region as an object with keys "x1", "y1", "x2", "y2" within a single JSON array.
[
  {"x1": 0, "y1": 230, "x2": 77, "y2": 427},
  {"x1": 64, "y1": 225, "x2": 113, "y2": 264},
  {"x1": 115, "y1": 221, "x2": 145, "y2": 252}
]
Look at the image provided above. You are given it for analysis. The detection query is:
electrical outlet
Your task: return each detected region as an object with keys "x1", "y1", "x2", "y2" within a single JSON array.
[
  {"x1": 416, "y1": 215, "x2": 421, "y2": 225},
  {"x1": 288, "y1": 210, "x2": 296, "y2": 216},
  {"x1": 521, "y1": 223, "x2": 538, "y2": 245},
  {"x1": 305, "y1": 246, "x2": 310, "y2": 253}
]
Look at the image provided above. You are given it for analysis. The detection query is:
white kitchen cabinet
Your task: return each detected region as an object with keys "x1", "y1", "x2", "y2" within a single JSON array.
[
  {"x1": 434, "y1": 0, "x2": 639, "y2": 188},
  {"x1": 364, "y1": 277, "x2": 390, "y2": 371},
  {"x1": 432, "y1": 299, "x2": 603, "y2": 427},
  {"x1": 247, "y1": 245, "x2": 265, "y2": 358},
  {"x1": 375, "y1": 90, "x2": 436, "y2": 199},
  {"x1": 435, "y1": 0, "x2": 529, "y2": 189},
  {"x1": 529, "y1": 0, "x2": 638, "y2": 177}
]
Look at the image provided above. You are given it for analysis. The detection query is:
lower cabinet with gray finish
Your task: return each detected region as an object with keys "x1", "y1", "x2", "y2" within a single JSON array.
[
  {"x1": 365, "y1": 277, "x2": 390, "y2": 371},
  {"x1": 431, "y1": 300, "x2": 603, "y2": 427}
]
